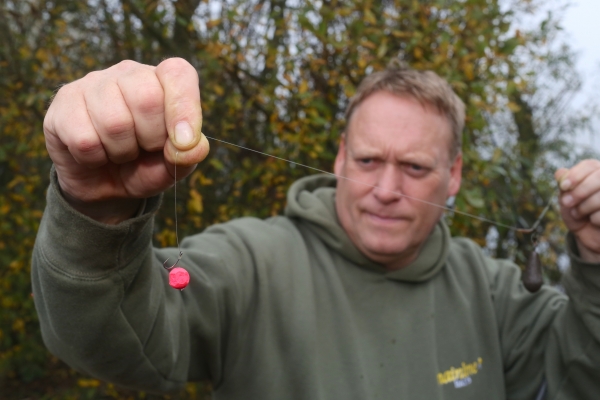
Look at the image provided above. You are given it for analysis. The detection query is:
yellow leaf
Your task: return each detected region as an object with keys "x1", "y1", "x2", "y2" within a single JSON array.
[
  {"x1": 507, "y1": 101, "x2": 521, "y2": 112},
  {"x1": 463, "y1": 62, "x2": 474, "y2": 81},
  {"x1": 78, "y1": 379, "x2": 101, "y2": 388},
  {"x1": 413, "y1": 47, "x2": 423, "y2": 60},
  {"x1": 7, "y1": 176, "x2": 23, "y2": 189},
  {"x1": 9, "y1": 260, "x2": 23, "y2": 271},
  {"x1": 199, "y1": 175, "x2": 213, "y2": 186},
  {"x1": 188, "y1": 189, "x2": 204, "y2": 214},
  {"x1": 298, "y1": 80, "x2": 308, "y2": 94},
  {"x1": 12, "y1": 319, "x2": 25, "y2": 333},
  {"x1": 361, "y1": 40, "x2": 376, "y2": 50},
  {"x1": 35, "y1": 48, "x2": 49, "y2": 63},
  {"x1": 364, "y1": 9, "x2": 377, "y2": 24},
  {"x1": 206, "y1": 19, "x2": 221, "y2": 29},
  {"x1": 392, "y1": 30, "x2": 407, "y2": 38},
  {"x1": 214, "y1": 84, "x2": 224, "y2": 96}
]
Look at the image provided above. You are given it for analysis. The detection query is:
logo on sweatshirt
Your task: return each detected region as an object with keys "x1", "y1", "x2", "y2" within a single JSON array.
[{"x1": 436, "y1": 358, "x2": 483, "y2": 389}]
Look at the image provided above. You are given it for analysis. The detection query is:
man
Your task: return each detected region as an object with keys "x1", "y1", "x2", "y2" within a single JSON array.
[{"x1": 32, "y1": 58, "x2": 600, "y2": 399}]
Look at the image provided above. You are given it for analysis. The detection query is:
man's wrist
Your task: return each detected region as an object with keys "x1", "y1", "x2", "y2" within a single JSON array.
[
  {"x1": 61, "y1": 189, "x2": 144, "y2": 225},
  {"x1": 575, "y1": 239, "x2": 600, "y2": 264}
]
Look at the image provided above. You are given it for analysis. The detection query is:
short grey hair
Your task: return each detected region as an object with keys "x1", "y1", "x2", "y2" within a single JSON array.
[{"x1": 345, "y1": 60, "x2": 465, "y2": 159}]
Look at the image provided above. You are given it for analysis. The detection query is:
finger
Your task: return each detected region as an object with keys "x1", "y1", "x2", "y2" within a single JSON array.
[
  {"x1": 118, "y1": 150, "x2": 193, "y2": 197},
  {"x1": 117, "y1": 149, "x2": 197, "y2": 198},
  {"x1": 155, "y1": 58, "x2": 203, "y2": 152},
  {"x1": 571, "y1": 188, "x2": 600, "y2": 220},
  {"x1": 117, "y1": 63, "x2": 168, "y2": 152},
  {"x1": 591, "y1": 210, "x2": 600, "y2": 226},
  {"x1": 44, "y1": 81, "x2": 108, "y2": 168},
  {"x1": 556, "y1": 159, "x2": 600, "y2": 192},
  {"x1": 557, "y1": 191, "x2": 585, "y2": 232},
  {"x1": 555, "y1": 168, "x2": 569, "y2": 186},
  {"x1": 84, "y1": 67, "x2": 139, "y2": 164},
  {"x1": 560, "y1": 166, "x2": 600, "y2": 209}
]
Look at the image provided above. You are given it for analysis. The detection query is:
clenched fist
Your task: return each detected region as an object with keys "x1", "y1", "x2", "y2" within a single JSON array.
[
  {"x1": 44, "y1": 58, "x2": 209, "y2": 224},
  {"x1": 556, "y1": 159, "x2": 600, "y2": 263}
]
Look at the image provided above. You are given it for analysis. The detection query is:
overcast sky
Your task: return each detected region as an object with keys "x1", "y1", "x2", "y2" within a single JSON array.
[{"x1": 562, "y1": 0, "x2": 600, "y2": 155}]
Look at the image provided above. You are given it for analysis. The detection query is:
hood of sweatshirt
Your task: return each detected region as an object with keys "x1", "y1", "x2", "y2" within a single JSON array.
[{"x1": 284, "y1": 174, "x2": 450, "y2": 282}]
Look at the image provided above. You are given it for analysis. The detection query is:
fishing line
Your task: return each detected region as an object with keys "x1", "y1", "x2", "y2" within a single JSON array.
[
  {"x1": 174, "y1": 151, "x2": 181, "y2": 253},
  {"x1": 163, "y1": 151, "x2": 190, "y2": 290},
  {"x1": 203, "y1": 135, "x2": 555, "y2": 234}
]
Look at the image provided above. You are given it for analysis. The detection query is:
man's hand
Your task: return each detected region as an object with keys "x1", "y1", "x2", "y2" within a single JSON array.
[
  {"x1": 555, "y1": 159, "x2": 600, "y2": 263},
  {"x1": 44, "y1": 58, "x2": 209, "y2": 224}
]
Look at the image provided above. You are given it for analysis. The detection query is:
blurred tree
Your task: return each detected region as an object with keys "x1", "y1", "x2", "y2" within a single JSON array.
[
  {"x1": 0, "y1": 0, "x2": 97, "y2": 396},
  {"x1": 0, "y1": 0, "x2": 592, "y2": 398},
  {"x1": 468, "y1": 1, "x2": 597, "y2": 282}
]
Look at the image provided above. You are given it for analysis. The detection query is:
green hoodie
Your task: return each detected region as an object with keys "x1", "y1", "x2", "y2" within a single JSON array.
[{"x1": 32, "y1": 171, "x2": 600, "y2": 399}]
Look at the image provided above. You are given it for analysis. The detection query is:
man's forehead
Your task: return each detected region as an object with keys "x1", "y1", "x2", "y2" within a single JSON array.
[
  {"x1": 343, "y1": 97, "x2": 455, "y2": 162},
  {"x1": 346, "y1": 96, "x2": 451, "y2": 133}
]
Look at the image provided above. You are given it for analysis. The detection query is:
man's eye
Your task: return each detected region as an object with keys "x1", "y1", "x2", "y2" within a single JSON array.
[
  {"x1": 358, "y1": 158, "x2": 373, "y2": 165},
  {"x1": 406, "y1": 164, "x2": 428, "y2": 176}
]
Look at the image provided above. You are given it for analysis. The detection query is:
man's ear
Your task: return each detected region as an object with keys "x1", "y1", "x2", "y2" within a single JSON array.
[
  {"x1": 334, "y1": 133, "x2": 347, "y2": 176},
  {"x1": 447, "y1": 152, "x2": 462, "y2": 197}
]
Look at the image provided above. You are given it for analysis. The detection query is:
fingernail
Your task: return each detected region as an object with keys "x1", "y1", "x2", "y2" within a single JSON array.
[
  {"x1": 562, "y1": 194, "x2": 573, "y2": 206},
  {"x1": 175, "y1": 121, "x2": 194, "y2": 146},
  {"x1": 560, "y1": 179, "x2": 571, "y2": 191}
]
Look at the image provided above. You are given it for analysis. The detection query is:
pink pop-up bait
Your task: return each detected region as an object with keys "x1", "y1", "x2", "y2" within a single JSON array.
[{"x1": 169, "y1": 267, "x2": 190, "y2": 290}]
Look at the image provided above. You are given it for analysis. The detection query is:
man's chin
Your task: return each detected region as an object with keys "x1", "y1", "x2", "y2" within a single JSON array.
[{"x1": 360, "y1": 242, "x2": 416, "y2": 268}]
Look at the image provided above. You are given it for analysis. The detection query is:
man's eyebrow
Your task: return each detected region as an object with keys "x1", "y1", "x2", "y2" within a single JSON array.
[
  {"x1": 348, "y1": 145, "x2": 380, "y2": 156},
  {"x1": 397, "y1": 154, "x2": 435, "y2": 164}
]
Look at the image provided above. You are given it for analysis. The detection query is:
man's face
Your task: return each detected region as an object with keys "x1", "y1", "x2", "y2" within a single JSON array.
[{"x1": 334, "y1": 91, "x2": 462, "y2": 269}]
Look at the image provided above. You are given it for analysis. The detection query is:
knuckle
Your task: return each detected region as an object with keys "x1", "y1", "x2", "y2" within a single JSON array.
[
  {"x1": 85, "y1": 69, "x2": 101, "y2": 79},
  {"x1": 42, "y1": 116, "x2": 53, "y2": 135},
  {"x1": 581, "y1": 158, "x2": 600, "y2": 170},
  {"x1": 52, "y1": 81, "x2": 78, "y2": 103},
  {"x1": 73, "y1": 136, "x2": 102, "y2": 155},
  {"x1": 114, "y1": 59, "x2": 140, "y2": 73},
  {"x1": 43, "y1": 104, "x2": 58, "y2": 132},
  {"x1": 159, "y1": 57, "x2": 197, "y2": 81},
  {"x1": 160, "y1": 57, "x2": 190, "y2": 70},
  {"x1": 135, "y1": 85, "x2": 165, "y2": 116},
  {"x1": 167, "y1": 96, "x2": 196, "y2": 112},
  {"x1": 83, "y1": 70, "x2": 105, "y2": 85},
  {"x1": 103, "y1": 113, "x2": 135, "y2": 138}
]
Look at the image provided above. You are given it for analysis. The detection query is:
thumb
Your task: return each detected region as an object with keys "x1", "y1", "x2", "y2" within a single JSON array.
[
  {"x1": 156, "y1": 57, "x2": 208, "y2": 165},
  {"x1": 555, "y1": 167, "x2": 570, "y2": 190},
  {"x1": 156, "y1": 58, "x2": 202, "y2": 150}
]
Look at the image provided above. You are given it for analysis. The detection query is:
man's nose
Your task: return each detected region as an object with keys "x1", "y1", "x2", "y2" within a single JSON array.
[{"x1": 373, "y1": 164, "x2": 403, "y2": 203}]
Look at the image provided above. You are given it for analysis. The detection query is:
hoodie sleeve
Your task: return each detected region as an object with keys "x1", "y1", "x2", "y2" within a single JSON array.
[
  {"x1": 543, "y1": 233, "x2": 600, "y2": 399},
  {"x1": 31, "y1": 169, "x2": 262, "y2": 393},
  {"x1": 488, "y1": 236, "x2": 600, "y2": 400}
]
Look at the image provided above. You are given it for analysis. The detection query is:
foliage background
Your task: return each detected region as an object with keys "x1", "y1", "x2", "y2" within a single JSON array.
[{"x1": 0, "y1": 0, "x2": 597, "y2": 398}]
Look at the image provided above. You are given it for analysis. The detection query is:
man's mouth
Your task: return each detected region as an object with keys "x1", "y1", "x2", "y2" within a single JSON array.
[{"x1": 364, "y1": 211, "x2": 410, "y2": 224}]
